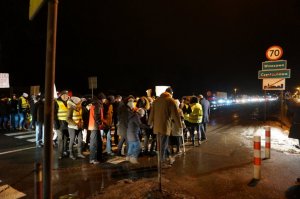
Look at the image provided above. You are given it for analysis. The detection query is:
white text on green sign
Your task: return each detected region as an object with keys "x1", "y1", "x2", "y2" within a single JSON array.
[
  {"x1": 258, "y1": 69, "x2": 290, "y2": 79},
  {"x1": 262, "y1": 60, "x2": 287, "y2": 70}
]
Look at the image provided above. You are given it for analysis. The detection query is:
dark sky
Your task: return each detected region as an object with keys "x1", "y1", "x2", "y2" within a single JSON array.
[{"x1": 1, "y1": 0, "x2": 300, "y2": 97}]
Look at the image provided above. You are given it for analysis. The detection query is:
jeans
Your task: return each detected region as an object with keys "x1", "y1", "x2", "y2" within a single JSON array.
[
  {"x1": 68, "y1": 128, "x2": 83, "y2": 155},
  {"x1": 160, "y1": 135, "x2": 170, "y2": 161},
  {"x1": 117, "y1": 135, "x2": 127, "y2": 155},
  {"x1": 0, "y1": 114, "x2": 9, "y2": 129},
  {"x1": 127, "y1": 141, "x2": 140, "y2": 158},
  {"x1": 57, "y1": 128, "x2": 69, "y2": 156},
  {"x1": 35, "y1": 121, "x2": 44, "y2": 145},
  {"x1": 102, "y1": 129, "x2": 112, "y2": 154},
  {"x1": 188, "y1": 123, "x2": 201, "y2": 145},
  {"x1": 89, "y1": 130, "x2": 102, "y2": 161},
  {"x1": 200, "y1": 122, "x2": 207, "y2": 140},
  {"x1": 18, "y1": 111, "x2": 26, "y2": 129},
  {"x1": 10, "y1": 113, "x2": 19, "y2": 129}
]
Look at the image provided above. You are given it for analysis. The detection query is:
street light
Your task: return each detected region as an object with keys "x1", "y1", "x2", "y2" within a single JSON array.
[
  {"x1": 297, "y1": 87, "x2": 300, "y2": 99},
  {"x1": 234, "y1": 88, "x2": 237, "y2": 99}
]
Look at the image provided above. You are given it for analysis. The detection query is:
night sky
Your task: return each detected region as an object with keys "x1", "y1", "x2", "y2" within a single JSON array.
[{"x1": 1, "y1": 0, "x2": 300, "y2": 97}]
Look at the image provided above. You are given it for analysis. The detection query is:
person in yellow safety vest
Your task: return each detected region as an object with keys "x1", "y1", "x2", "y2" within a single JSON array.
[
  {"x1": 187, "y1": 96, "x2": 203, "y2": 147},
  {"x1": 54, "y1": 90, "x2": 70, "y2": 159},
  {"x1": 180, "y1": 96, "x2": 190, "y2": 140},
  {"x1": 18, "y1": 93, "x2": 30, "y2": 130},
  {"x1": 66, "y1": 96, "x2": 85, "y2": 160}
]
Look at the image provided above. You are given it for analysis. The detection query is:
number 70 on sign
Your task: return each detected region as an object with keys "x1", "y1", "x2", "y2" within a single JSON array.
[{"x1": 266, "y1": 45, "x2": 283, "y2": 61}]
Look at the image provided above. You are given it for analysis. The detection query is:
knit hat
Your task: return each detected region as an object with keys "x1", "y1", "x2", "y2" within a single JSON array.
[
  {"x1": 59, "y1": 90, "x2": 68, "y2": 96},
  {"x1": 97, "y1": 92, "x2": 106, "y2": 100},
  {"x1": 137, "y1": 108, "x2": 145, "y2": 117},
  {"x1": 165, "y1": 87, "x2": 173, "y2": 95},
  {"x1": 23, "y1": 93, "x2": 28, "y2": 98},
  {"x1": 70, "y1": 96, "x2": 81, "y2": 105}
]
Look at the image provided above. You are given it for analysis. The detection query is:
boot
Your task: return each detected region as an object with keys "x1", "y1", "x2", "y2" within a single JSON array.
[
  {"x1": 77, "y1": 149, "x2": 85, "y2": 158},
  {"x1": 77, "y1": 153, "x2": 85, "y2": 158},
  {"x1": 69, "y1": 152, "x2": 76, "y2": 160},
  {"x1": 129, "y1": 157, "x2": 139, "y2": 164}
]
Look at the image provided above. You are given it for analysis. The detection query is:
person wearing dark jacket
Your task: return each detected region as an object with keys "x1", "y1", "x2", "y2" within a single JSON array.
[
  {"x1": 8, "y1": 94, "x2": 19, "y2": 130},
  {"x1": 199, "y1": 94, "x2": 210, "y2": 142},
  {"x1": 35, "y1": 95, "x2": 44, "y2": 147},
  {"x1": 88, "y1": 97, "x2": 103, "y2": 164},
  {"x1": 54, "y1": 90, "x2": 70, "y2": 159}
]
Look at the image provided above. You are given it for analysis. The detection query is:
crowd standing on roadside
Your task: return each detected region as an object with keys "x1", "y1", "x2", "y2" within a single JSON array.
[{"x1": 0, "y1": 88, "x2": 212, "y2": 167}]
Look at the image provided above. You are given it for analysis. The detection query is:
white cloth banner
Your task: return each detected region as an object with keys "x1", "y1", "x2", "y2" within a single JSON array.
[{"x1": 0, "y1": 73, "x2": 9, "y2": 88}]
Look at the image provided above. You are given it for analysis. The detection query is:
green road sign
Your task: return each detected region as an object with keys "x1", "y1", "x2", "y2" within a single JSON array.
[
  {"x1": 258, "y1": 69, "x2": 290, "y2": 79},
  {"x1": 262, "y1": 60, "x2": 287, "y2": 70}
]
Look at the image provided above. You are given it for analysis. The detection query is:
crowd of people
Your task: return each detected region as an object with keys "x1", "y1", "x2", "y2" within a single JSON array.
[{"x1": 0, "y1": 87, "x2": 210, "y2": 167}]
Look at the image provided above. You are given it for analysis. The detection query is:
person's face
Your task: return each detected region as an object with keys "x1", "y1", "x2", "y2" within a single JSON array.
[{"x1": 61, "y1": 94, "x2": 69, "y2": 101}]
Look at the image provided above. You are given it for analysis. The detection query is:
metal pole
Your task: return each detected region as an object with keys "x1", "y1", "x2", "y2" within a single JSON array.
[
  {"x1": 43, "y1": 0, "x2": 58, "y2": 198},
  {"x1": 157, "y1": 134, "x2": 162, "y2": 191},
  {"x1": 34, "y1": 162, "x2": 42, "y2": 199},
  {"x1": 280, "y1": 91, "x2": 284, "y2": 127},
  {"x1": 264, "y1": 90, "x2": 267, "y2": 122}
]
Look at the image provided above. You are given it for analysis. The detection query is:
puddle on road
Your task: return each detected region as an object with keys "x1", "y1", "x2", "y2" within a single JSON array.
[{"x1": 53, "y1": 162, "x2": 157, "y2": 199}]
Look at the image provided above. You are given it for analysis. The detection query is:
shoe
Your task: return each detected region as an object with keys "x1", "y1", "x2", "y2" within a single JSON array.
[
  {"x1": 58, "y1": 156, "x2": 63, "y2": 160},
  {"x1": 69, "y1": 154, "x2": 76, "y2": 160},
  {"x1": 169, "y1": 156, "x2": 175, "y2": 165},
  {"x1": 201, "y1": 138, "x2": 208, "y2": 143},
  {"x1": 77, "y1": 153, "x2": 85, "y2": 158},
  {"x1": 125, "y1": 156, "x2": 130, "y2": 161},
  {"x1": 129, "y1": 157, "x2": 139, "y2": 164},
  {"x1": 161, "y1": 163, "x2": 172, "y2": 169},
  {"x1": 90, "y1": 160, "x2": 100, "y2": 164}
]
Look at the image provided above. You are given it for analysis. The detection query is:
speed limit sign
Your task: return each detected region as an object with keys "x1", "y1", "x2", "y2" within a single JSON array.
[{"x1": 266, "y1": 45, "x2": 283, "y2": 61}]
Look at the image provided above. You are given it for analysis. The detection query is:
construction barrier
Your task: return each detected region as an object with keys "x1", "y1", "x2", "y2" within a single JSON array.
[
  {"x1": 265, "y1": 126, "x2": 271, "y2": 159},
  {"x1": 253, "y1": 136, "x2": 261, "y2": 180}
]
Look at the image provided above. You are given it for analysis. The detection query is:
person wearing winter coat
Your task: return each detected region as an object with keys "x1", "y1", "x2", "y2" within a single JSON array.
[
  {"x1": 148, "y1": 87, "x2": 182, "y2": 168},
  {"x1": 54, "y1": 90, "x2": 70, "y2": 159},
  {"x1": 116, "y1": 95, "x2": 135, "y2": 156},
  {"x1": 87, "y1": 97, "x2": 103, "y2": 164},
  {"x1": 66, "y1": 96, "x2": 85, "y2": 160},
  {"x1": 126, "y1": 108, "x2": 145, "y2": 164},
  {"x1": 199, "y1": 94, "x2": 210, "y2": 142},
  {"x1": 187, "y1": 96, "x2": 203, "y2": 146},
  {"x1": 169, "y1": 99, "x2": 185, "y2": 154}
]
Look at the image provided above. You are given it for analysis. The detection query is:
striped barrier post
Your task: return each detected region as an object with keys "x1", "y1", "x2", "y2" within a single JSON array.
[
  {"x1": 253, "y1": 136, "x2": 261, "y2": 180},
  {"x1": 265, "y1": 126, "x2": 271, "y2": 159}
]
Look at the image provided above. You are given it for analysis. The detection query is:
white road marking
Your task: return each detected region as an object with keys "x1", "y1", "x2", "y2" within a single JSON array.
[{"x1": 0, "y1": 147, "x2": 36, "y2": 155}]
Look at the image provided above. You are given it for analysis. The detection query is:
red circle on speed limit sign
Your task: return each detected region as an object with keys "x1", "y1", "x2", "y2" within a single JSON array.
[{"x1": 266, "y1": 45, "x2": 283, "y2": 61}]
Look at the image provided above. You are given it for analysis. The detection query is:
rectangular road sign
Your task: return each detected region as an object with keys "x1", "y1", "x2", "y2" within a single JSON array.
[
  {"x1": 262, "y1": 78, "x2": 285, "y2": 90},
  {"x1": 258, "y1": 69, "x2": 290, "y2": 79},
  {"x1": 262, "y1": 60, "x2": 287, "y2": 70}
]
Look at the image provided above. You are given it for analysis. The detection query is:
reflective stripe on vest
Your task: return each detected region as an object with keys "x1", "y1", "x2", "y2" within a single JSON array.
[{"x1": 72, "y1": 108, "x2": 82, "y2": 124}]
